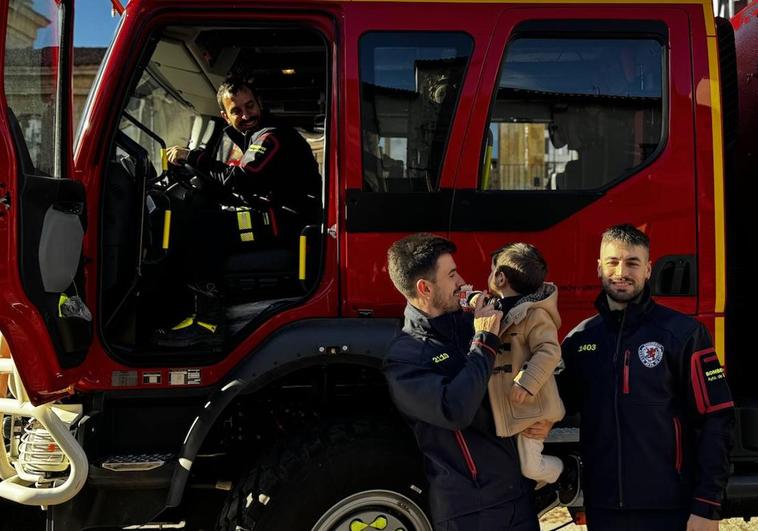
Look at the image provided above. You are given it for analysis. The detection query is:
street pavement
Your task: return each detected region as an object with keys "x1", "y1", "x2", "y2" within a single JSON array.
[{"x1": 540, "y1": 507, "x2": 758, "y2": 530}]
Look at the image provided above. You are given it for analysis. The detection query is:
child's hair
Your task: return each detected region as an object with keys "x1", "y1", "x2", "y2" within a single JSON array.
[{"x1": 491, "y1": 243, "x2": 547, "y2": 295}]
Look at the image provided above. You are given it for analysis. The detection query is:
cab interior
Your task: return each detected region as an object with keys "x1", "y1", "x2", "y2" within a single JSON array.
[{"x1": 99, "y1": 24, "x2": 328, "y2": 362}]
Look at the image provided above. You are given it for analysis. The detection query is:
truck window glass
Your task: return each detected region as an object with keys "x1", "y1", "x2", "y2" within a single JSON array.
[
  {"x1": 119, "y1": 68, "x2": 206, "y2": 173},
  {"x1": 480, "y1": 37, "x2": 663, "y2": 191},
  {"x1": 359, "y1": 32, "x2": 472, "y2": 192},
  {"x1": 4, "y1": 0, "x2": 64, "y2": 176}
]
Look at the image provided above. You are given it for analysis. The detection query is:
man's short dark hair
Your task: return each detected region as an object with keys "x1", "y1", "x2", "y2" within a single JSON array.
[
  {"x1": 217, "y1": 76, "x2": 259, "y2": 111},
  {"x1": 491, "y1": 243, "x2": 547, "y2": 295},
  {"x1": 387, "y1": 233, "x2": 457, "y2": 300},
  {"x1": 601, "y1": 224, "x2": 650, "y2": 251}
]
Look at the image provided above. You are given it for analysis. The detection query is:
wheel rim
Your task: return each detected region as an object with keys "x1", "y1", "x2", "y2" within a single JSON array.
[{"x1": 311, "y1": 489, "x2": 433, "y2": 531}]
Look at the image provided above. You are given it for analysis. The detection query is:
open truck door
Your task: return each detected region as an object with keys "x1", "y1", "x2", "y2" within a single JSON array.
[
  {"x1": 0, "y1": 0, "x2": 89, "y2": 506},
  {"x1": 0, "y1": 0, "x2": 90, "y2": 400}
]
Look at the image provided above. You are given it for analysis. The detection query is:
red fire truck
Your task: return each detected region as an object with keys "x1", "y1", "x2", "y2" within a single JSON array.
[{"x1": 0, "y1": 0, "x2": 756, "y2": 528}]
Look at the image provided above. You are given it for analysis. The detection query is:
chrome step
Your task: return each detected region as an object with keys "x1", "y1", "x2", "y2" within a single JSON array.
[{"x1": 100, "y1": 453, "x2": 174, "y2": 472}]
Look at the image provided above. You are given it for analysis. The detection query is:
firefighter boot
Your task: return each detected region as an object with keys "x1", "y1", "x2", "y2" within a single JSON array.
[{"x1": 152, "y1": 283, "x2": 225, "y2": 348}]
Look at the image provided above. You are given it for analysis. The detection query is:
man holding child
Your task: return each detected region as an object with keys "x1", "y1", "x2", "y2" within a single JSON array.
[{"x1": 384, "y1": 226, "x2": 734, "y2": 531}]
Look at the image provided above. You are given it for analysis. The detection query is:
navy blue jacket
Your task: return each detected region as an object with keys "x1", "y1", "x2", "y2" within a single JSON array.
[
  {"x1": 559, "y1": 287, "x2": 734, "y2": 519},
  {"x1": 187, "y1": 116, "x2": 321, "y2": 241},
  {"x1": 383, "y1": 304, "x2": 530, "y2": 522}
]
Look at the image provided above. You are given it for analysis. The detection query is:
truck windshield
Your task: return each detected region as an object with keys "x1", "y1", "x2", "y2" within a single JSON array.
[{"x1": 119, "y1": 68, "x2": 206, "y2": 173}]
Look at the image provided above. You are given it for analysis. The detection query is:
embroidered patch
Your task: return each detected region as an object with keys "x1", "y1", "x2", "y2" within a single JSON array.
[{"x1": 638, "y1": 341, "x2": 664, "y2": 368}]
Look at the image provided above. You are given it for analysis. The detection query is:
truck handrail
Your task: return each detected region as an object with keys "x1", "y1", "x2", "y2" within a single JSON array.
[{"x1": 0, "y1": 355, "x2": 88, "y2": 506}]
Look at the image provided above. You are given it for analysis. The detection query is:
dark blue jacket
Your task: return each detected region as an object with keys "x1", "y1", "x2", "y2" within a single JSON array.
[
  {"x1": 559, "y1": 287, "x2": 734, "y2": 519},
  {"x1": 383, "y1": 304, "x2": 530, "y2": 522}
]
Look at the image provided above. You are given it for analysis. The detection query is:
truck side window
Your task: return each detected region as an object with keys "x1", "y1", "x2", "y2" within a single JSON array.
[
  {"x1": 480, "y1": 36, "x2": 663, "y2": 191},
  {"x1": 359, "y1": 32, "x2": 472, "y2": 192},
  {"x1": 4, "y1": 0, "x2": 65, "y2": 177}
]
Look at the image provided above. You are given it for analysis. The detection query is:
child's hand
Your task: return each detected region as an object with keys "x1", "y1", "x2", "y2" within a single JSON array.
[
  {"x1": 473, "y1": 291, "x2": 502, "y2": 335},
  {"x1": 510, "y1": 383, "x2": 530, "y2": 404}
]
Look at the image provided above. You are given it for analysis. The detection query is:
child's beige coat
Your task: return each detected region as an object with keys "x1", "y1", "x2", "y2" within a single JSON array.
[{"x1": 488, "y1": 282, "x2": 566, "y2": 437}]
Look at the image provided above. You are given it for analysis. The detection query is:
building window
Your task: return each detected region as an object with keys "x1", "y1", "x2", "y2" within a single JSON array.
[
  {"x1": 360, "y1": 32, "x2": 472, "y2": 192},
  {"x1": 481, "y1": 36, "x2": 663, "y2": 191}
]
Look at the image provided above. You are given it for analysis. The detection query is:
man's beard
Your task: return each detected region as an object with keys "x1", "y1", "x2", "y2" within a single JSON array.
[
  {"x1": 431, "y1": 288, "x2": 460, "y2": 314},
  {"x1": 601, "y1": 275, "x2": 644, "y2": 303}
]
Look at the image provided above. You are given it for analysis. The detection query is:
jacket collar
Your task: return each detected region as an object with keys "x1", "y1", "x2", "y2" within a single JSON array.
[
  {"x1": 498, "y1": 282, "x2": 559, "y2": 330},
  {"x1": 594, "y1": 283, "x2": 655, "y2": 327},
  {"x1": 403, "y1": 303, "x2": 462, "y2": 342},
  {"x1": 224, "y1": 125, "x2": 253, "y2": 151},
  {"x1": 223, "y1": 112, "x2": 275, "y2": 150}
]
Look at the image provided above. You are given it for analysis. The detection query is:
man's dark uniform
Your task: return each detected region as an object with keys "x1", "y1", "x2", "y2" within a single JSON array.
[
  {"x1": 153, "y1": 115, "x2": 320, "y2": 347},
  {"x1": 187, "y1": 115, "x2": 321, "y2": 242},
  {"x1": 384, "y1": 304, "x2": 539, "y2": 531},
  {"x1": 559, "y1": 286, "x2": 734, "y2": 529}
]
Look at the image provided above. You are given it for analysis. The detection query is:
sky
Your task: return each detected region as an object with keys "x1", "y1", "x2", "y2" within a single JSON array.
[{"x1": 73, "y1": 0, "x2": 121, "y2": 47}]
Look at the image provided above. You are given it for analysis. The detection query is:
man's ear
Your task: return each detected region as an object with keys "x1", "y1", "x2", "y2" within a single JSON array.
[
  {"x1": 597, "y1": 258, "x2": 602, "y2": 278},
  {"x1": 415, "y1": 278, "x2": 432, "y2": 300},
  {"x1": 220, "y1": 111, "x2": 231, "y2": 125},
  {"x1": 645, "y1": 259, "x2": 652, "y2": 281}
]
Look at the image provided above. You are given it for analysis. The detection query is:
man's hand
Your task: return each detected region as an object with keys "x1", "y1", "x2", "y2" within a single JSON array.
[
  {"x1": 510, "y1": 383, "x2": 530, "y2": 404},
  {"x1": 166, "y1": 146, "x2": 190, "y2": 166},
  {"x1": 686, "y1": 514, "x2": 719, "y2": 531},
  {"x1": 473, "y1": 291, "x2": 502, "y2": 335},
  {"x1": 522, "y1": 420, "x2": 553, "y2": 440}
]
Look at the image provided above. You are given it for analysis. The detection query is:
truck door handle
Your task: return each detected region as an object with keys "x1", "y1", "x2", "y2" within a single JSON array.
[{"x1": 651, "y1": 255, "x2": 696, "y2": 296}]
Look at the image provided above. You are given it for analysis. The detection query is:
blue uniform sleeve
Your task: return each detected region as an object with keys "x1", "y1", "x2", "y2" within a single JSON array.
[
  {"x1": 683, "y1": 324, "x2": 735, "y2": 520},
  {"x1": 384, "y1": 331, "x2": 499, "y2": 430},
  {"x1": 185, "y1": 133, "x2": 282, "y2": 197}
]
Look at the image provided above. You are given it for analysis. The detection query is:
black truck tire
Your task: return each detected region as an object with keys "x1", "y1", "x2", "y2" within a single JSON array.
[{"x1": 216, "y1": 420, "x2": 433, "y2": 531}]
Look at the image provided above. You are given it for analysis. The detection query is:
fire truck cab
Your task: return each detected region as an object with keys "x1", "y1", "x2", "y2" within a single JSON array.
[{"x1": 0, "y1": 0, "x2": 756, "y2": 528}]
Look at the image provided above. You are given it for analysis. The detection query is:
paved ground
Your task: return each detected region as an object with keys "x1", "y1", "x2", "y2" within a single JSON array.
[{"x1": 539, "y1": 507, "x2": 758, "y2": 530}]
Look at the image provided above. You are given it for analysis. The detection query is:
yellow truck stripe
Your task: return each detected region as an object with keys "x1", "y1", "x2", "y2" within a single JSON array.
[{"x1": 705, "y1": 34, "x2": 726, "y2": 316}]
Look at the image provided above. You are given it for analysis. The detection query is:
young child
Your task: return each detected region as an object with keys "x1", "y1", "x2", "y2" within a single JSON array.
[{"x1": 470, "y1": 243, "x2": 579, "y2": 504}]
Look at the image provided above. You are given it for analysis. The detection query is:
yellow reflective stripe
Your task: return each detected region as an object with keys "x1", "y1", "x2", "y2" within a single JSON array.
[
  {"x1": 299, "y1": 234, "x2": 307, "y2": 280},
  {"x1": 248, "y1": 144, "x2": 267, "y2": 153},
  {"x1": 196, "y1": 321, "x2": 217, "y2": 333},
  {"x1": 58, "y1": 294, "x2": 69, "y2": 318},
  {"x1": 237, "y1": 210, "x2": 252, "y2": 231},
  {"x1": 162, "y1": 210, "x2": 172, "y2": 250},
  {"x1": 240, "y1": 232, "x2": 255, "y2": 242},
  {"x1": 160, "y1": 148, "x2": 168, "y2": 172},
  {"x1": 171, "y1": 316, "x2": 196, "y2": 331}
]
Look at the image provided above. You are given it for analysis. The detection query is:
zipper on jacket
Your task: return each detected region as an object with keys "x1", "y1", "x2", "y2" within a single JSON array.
[
  {"x1": 454, "y1": 430, "x2": 479, "y2": 486},
  {"x1": 623, "y1": 349, "x2": 631, "y2": 394},
  {"x1": 673, "y1": 416, "x2": 683, "y2": 473},
  {"x1": 613, "y1": 309, "x2": 627, "y2": 507}
]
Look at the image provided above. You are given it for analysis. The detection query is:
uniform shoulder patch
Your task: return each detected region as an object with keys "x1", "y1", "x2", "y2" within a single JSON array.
[{"x1": 638, "y1": 341, "x2": 664, "y2": 368}]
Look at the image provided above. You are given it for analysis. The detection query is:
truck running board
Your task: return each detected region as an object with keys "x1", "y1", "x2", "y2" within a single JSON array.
[{"x1": 0, "y1": 356, "x2": 88, "y2": 506}]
